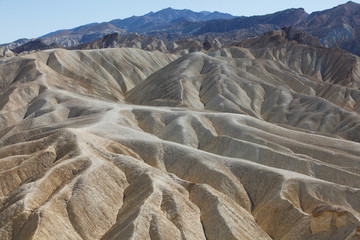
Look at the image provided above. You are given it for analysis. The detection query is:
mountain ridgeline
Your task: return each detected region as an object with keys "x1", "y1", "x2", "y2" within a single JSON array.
[{"x1": 2, "y1": 1, "x2": 360, "y2": 57}]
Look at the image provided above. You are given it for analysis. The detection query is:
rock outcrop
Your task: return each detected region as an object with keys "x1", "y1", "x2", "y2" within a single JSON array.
[
  {"x1": 73, "y1": 33, "x2": 223, "y2": 55},
  {"x1": 0, "y1": 47, "x2": 15, "y2": 58},
  {"x1": 12, "y1": 39, "x2": 62, "y2": 54}
]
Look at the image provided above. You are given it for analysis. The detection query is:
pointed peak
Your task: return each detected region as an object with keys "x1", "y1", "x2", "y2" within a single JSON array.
[{"x1": 337, "y1": 1, "x2": 359, "y2": 8}]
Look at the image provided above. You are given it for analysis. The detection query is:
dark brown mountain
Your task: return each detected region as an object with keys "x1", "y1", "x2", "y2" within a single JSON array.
[
  {"x1": 279, "y1": 27, "x2": 322, "y2": 47},
  {"x1": 190, "y1": 8, "x2": 308, "y2": 35},
  {"x1": 12, "y1": 39, "x2": 62, "y2": 54},
  {"x1": 72, "y1": 33, "x2": 224, "y2": 54},
  {"x1": 5, "y1": 2, "x2": 360, "y2": 56},
  {"x1": 298, "y1": 1, "x2": 360, "y2": 55},
  {"x1": 40, "y1": 22, "x2": 126, "y2": 47},
  {"x1": 147, "y1": 2, "x2": 359, "y2": 53},
  {"x1": 35, "y1": 9, "x2": 235, "y2": 48},
  {"x1": 109, "y1": 7, "x2": 236, "y2": 33}
]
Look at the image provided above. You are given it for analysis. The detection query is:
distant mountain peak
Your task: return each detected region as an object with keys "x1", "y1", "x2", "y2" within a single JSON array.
[
  {"x1": 343, "y1": 1, "x2": 360, "y2": 10},
  {"x1": 4, "y1": 2, "x2": 360, "y2": 57},
  {"x1": 12, "y1": 39, "x2": 57, "y2": 54},
  {"x1": 339, "y1": 0, "x2": 360, "y2": 8},
  {"x1": 108, "y1": 8, "x2": 236, "y2": 34},
  {"x1": 345, "y1": 1, "x2": 358, "y2": 5},
  {"x1": 200, "y1": 11, "x2": 211, "y2": 15}
]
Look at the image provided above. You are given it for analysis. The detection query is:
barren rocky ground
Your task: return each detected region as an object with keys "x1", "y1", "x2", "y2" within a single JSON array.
[{"x1": 0, "y1": 30, "x2": 359, "y2": 239}]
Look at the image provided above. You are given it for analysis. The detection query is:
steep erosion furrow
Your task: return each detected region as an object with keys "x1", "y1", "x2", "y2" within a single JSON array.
[
  {"x1": 207, "y1": 113, "x2": 360, "y2": 170},
  {"x1": 0, "y1": 58, "x2": 42, "y2": 90},
  {"x1": 119, "y1": 136, "x2": 253, "y2": 213},
  {"x1": 98, "y1": 137, "x2": 268, "y2": 239},
  {"x1": 0, "y1": 150, "x2": 57, "y2": 198},
  {"x1": 1, "y1": 130, "x2": 131, "y2": 240},
  {"x1": 19, "y1": 158, "x2": 91, "y2": 239},
  {"x1": 188, "y1": 183, "x2": 270, "y2": 240},
  {"x1": 99, "y1": 169, "x2": 205, "y2": 240},
  {"x1": 66, "y1": 162, "x2": 128, "y2": 240},
  {"x1": 129, "y1": 107, "x2": 360, "y2": 188},
  {"x1": 314, "y1": 83, "x2": 360, "y2": 111},
  {"x1": 0, "y1": 157, "x2": 90, "y2": 240},
  {"x1": 0, "y1": 82, "x2": 42, "y2": 128},
  {"x1": 238, "y1": 32, "x2": 360, "y2": 88},
  {"x1": 0, "y1": 130, "x2": 83, "y2": 198},
  {"x1": 258, "y1": 83, "x2": 360, "y2": 142},
  {"x1": 128, "y1": 139, "x2": 359, "y2": 239},
  {"x1": 38, "y1": 49, "x2": 178, "y2": 100},
  {"x1": 100, "y1": 173, "x2": 166, "y2": 240},
  {"x1": 158, "y1": 190, "x2": 186, "y2": 239},
  {"x1": 204, "y1": 134, "x2": 360, "y2": 187},
  {"x1": 45, "y1": 51, "x2": 125, "y2": 101},
  {"x1": 127, "y1": 48, "x2": 360, "y2": 144},
  {"x1": 78, "y1": 137, "x2": 201, "y2": 239},
  {"x1": 227, "y1": 160, "x2": 360, "y2": 239}
]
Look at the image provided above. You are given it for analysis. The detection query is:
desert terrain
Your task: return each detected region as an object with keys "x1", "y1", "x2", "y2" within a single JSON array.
[{"x1": 0, "y1": 29, "x2": 359, "y2": 239}]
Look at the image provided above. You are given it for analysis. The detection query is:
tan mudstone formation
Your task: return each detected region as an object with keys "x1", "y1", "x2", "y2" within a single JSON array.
[{"x1": 0, "y1": 31, "x2": 359, "y2": 239}]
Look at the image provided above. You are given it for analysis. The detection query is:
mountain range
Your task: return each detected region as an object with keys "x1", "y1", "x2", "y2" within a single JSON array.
[{"x1": 2, "y1": 1, "x2": 360, "y2": 56}]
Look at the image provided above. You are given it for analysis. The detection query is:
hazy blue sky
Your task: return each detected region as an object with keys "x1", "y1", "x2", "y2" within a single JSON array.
[{"x1": 0, "y1": 0, "x2": 357, "y2": 44}]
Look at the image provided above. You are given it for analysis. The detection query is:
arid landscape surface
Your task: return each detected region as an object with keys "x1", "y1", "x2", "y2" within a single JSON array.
[{"x1": 1, "y1": 2, "x2": 360, "y2": 240}]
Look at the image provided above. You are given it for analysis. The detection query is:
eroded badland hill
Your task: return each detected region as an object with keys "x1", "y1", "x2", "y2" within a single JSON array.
[{"x1": 0, "y1": 22, "x2": 360, "y2": 240}]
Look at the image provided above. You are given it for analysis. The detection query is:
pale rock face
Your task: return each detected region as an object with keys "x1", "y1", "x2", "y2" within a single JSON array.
[
  {"x1": 0, "y1": 47, "x2": 15, "y2": 58},
  {"x1": 310, "y1": 205, "x2": 360, "y2": 239},
  {"x1": 0, "y1": 32, "x2": 360, "y2": 240}
]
